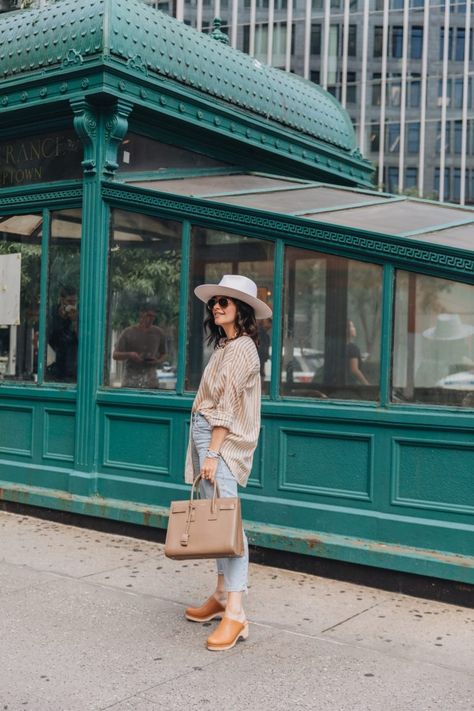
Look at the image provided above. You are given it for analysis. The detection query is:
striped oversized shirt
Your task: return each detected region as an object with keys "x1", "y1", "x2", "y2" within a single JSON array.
[{"x1": 184, "y1": 335, "x2": 261, "y2": 487}]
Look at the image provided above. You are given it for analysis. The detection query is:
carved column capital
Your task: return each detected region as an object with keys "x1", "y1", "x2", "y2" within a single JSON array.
[
  {"x1": 70, "y1": 98, "x2": 99, "y2": 176},
  {"x1": 70, "y1": 97, "x2": 134, "y2": 178},
  {"x1": 103, "y1": 98, "x2": 134, "y2": 177}
]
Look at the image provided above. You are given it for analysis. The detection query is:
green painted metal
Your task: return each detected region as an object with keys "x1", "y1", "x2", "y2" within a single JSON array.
[
  {"x1": 176, "y1": 221, "x2": 191, "y2": 396},
  {"x1": 0, "y1": 0, "x2": 374, "y2": 187},
  {"x1": 70, "y1": 97, "x2": 133, "y2": 481},
  {"x1": 379, "y1": 265, "x2": 395, "y2": 408},
  {"x1": 101, "y1": 182, "x2": 474, "y2": 282},
  {"x1": 1, "y1": 0, "x2": 355, "y2": 152},
  {"x1": 269, "y1": 240, "x2": 284, "y2": 402},
  {"x1": 0, "y1": 0, "x2": 472, "y2": 587}
]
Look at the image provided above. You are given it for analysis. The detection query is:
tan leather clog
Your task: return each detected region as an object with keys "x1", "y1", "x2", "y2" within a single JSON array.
[
  {"x1": 185, "y1": 595, "x2": 226, "y2": 622},
  {"x1": 206, "y1": 617, "x2": 249, "y2": 651}
]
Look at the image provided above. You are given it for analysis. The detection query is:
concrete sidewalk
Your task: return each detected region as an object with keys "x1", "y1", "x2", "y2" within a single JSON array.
[{"x1": 0, "y1": 510, "x2": 472, "y2": 711}]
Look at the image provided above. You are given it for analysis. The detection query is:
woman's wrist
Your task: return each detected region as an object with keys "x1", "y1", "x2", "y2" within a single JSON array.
[{"x1": 205, "y1": 449, "x2": 220, "y2": 459}]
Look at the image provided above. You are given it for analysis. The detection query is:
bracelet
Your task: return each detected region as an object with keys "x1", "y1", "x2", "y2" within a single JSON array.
[{"x1": 205, "y1": 449, "x2": 220, "y2": 459}]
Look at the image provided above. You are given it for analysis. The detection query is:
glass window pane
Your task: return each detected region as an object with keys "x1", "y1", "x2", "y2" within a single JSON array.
[
  {"x1": 0, "y1": 214, "x2": 42, "y2": 382},
  {"x1": 187, "y1": 227, "x2": 274, "y2": 394},
  {"x1": 117, "y1": 134, "x2": 230, "y2": 174},
  {"x1": 45, "y1": 210, "x2": 82, "y2": 384},
  {"x1": 281, "y1": 246, "x2": 382, "y2": 401},
  {"x1": 392, "y1": 271, "x2": 474, "y2": 408},
  {"x1": 106, "y1": 210, "x2": 182, "y2": 390},
  {"x1": 0, "y1": 131, "x2": 82, "y2": 188}
]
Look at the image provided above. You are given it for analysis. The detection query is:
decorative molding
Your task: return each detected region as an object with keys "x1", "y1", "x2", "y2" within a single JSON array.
[
  {"x1": 127, "y1": 55, "x2": 148, "y2": 76},
  {"x1": 70, "y1": 97, "x2": 134, "y2": 178},
  {"x1": 103, "y1": 99, "x2": 134, "y2": 177},
  {"x1": 101, "y1": 185, "x2": 474, "y2": 278},
  {"x1": 70, "y1": 98, "x2": 98, "y2": 176},
  {"x1": 0, "y1": 188, "x2": 82, "y2": 210},
  {"x1": 62, "y1": 49, "x2": 84, "y2": 68}
]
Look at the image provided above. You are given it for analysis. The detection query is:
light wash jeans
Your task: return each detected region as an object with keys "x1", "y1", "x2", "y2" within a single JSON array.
[{"x1": 191, "y1": 412, "x2": 249, "y2": 593}]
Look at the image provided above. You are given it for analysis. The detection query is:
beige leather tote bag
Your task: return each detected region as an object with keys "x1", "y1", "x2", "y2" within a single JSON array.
[{"x1": 164, "y1": 475, "x2": 244, "y2": 560}]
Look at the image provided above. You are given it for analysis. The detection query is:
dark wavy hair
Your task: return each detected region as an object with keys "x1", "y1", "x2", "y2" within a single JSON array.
[{"x1": 204, "y1": 297, "x2": 259, "y2": 349}]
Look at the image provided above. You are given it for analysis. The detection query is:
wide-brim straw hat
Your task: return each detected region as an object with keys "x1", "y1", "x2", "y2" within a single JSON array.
[
  {"x1": 423, "y1": 313, "x2": 474, "y2": 341},
  {"x1": 194, "y1": 274, "x2": 272, "y2": 319}
]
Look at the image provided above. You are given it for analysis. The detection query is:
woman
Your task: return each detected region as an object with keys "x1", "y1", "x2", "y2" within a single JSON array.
[{"x1": 184, "y1": 274, "x2": 272, "y2": 651}]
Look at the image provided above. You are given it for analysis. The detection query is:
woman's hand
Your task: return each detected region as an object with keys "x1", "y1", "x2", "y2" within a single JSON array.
[{"x1": 201, "y1": 456, "x2": 219, "y2": 483}]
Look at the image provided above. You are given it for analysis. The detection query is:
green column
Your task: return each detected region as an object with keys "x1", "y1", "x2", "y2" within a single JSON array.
[{"x1": 70, "y1": 97, "x2": 133, "y2": 489}]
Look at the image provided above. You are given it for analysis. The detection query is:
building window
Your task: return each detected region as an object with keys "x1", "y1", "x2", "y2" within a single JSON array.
[
  {"x1": 410, "y1": 26, "x2": 423, "y2": 60},
  {"x1": 453, "y1": 168, "x2": 462, "y2": 201},
  {"x1": 311, "y1": 23, "x2": 321, "y2": 55},
  {"x1": 372, "y1": 73, "x2": 382, "y2": 106},
  {"x1": 387, "y1": 166, "x2": 399, "y2": 193},
  {"x1": 346, "y1": 71, "x2": 357, "y2": 103},
  {"x1": 454, "y1": 120, "x2": 463, "y2": 154},
  {"x1": 407, "y1": 122, "x2": 420, "y2": 154},
  {"x1": 392, "y1": 271, "x2": 474, "y2": 407},
  {"x1": 186, "y1": 227, "x2": 274, "y2": 394},
  {"x1": 409, "y1": 75, "x2": 421, "y2": 107},
  {"x1": 310, "y1": 70, "x2": 320, "y2": 84},
  {"x1": 392, "y1": 26, "x2": 403, "y2": 59},
  {"x1": 388, "y1": 122, "x2": 400, "y2": 153},
  {"x1": 348, "y1": 25, "x2": 357, "y2": 56},
  {"x1": 0, "y1": 214, "x2": 42, "y2": 382},
  {"x1": 242, "y1": 22, "x2": 294, "y2": 65},
  {"x1": 440, "y1": 26, "x2": 473, "y2": 61},
  {"x1": 374, "y1": 26, "x2": 383, "y2": 58},
  {"x1": 45, "y1": 210, "x2": 82, "y2": 384},
  {"x1": 389, "y1": 73, "x2": 401, "y2": 107},
  {"x1": 370, "y1": 123, "x2": 380, "y2": 153},
  {"x1": 405, "y1": 167, "x2": 418, "y2": 189},
  {"x1": 105, "y1": 210, "x2": 182, "y2": 390},
  {"x1": 281, "y1": 247, "x2": 382, "y2": 401}
]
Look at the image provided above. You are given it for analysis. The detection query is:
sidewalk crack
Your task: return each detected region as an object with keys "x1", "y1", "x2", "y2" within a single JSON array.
[{"x1": 319, "y1": 602, "x2": 381, "y2": 634}]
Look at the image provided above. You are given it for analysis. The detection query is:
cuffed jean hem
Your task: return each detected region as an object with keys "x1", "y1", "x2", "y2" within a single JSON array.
[{"x1": 191, "y1": 412, "x2": 249, "y2": 593}]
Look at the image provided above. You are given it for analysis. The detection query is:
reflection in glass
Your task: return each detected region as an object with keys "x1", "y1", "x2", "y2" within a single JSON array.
[
  {"x1": 282, "y1": 247, "x2": 382, "y2": 400},
  {"x1": 45, "y1": 210, "x2": 82, "y2": 383},
  {"x1": 187, "y1": 227, "x2": 274, "y2": 393},
  {"x1": 0, "y1": 214, "x2": 42, "y2": 381},
  {"x1": 117, "y1": 134, "x2": 229, "y2": 174},
  {"x1": 392, "y1": 272, "x2": 474, "y2": 407},
  {"x1": 106, "y1": 210, "x2": 182, "y2": 389}
]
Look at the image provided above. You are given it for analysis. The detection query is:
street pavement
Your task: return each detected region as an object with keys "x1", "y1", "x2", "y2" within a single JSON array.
[{"x1": 0, "y1": 510, "x2": 472, "y2": 711}]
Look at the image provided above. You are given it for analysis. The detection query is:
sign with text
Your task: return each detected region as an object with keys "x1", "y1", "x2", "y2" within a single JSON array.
[
  {"x1": 0, "y1": 253, "x2": 21, "y2": 326},
  {"x1": 0, "y1": 131, "x2": 83, "y2": 187}
]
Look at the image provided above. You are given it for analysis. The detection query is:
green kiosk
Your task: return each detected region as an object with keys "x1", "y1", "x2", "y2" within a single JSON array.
[{"x1": 0, "y1": 0, "x2": 473, "y2": 583}]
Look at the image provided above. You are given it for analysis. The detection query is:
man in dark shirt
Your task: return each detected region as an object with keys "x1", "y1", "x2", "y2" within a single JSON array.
[{"x1": 113, "y1": 308, "x2": 167, "y2": 388}]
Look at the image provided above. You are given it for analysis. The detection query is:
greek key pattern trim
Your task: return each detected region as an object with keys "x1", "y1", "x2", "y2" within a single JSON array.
[
  {"x1": 0, "y1": 188, "x2": 83, "y2": 209},
  {"x1": 102, "y1": 185, "x2": 474, "y2": 277}
]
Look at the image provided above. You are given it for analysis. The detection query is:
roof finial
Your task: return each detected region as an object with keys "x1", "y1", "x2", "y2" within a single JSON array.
[{"x1": 210, "y1": 17, "x2": 229, "y2": 45}]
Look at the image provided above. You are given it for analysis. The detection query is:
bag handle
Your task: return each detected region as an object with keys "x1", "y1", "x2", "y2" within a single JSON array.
[
  {"x1": 180, "y1": 475, "x2": 221, "y2": 547},
  {"x1": 191, "y1": 474, "x2": 221, "y2": 504}
]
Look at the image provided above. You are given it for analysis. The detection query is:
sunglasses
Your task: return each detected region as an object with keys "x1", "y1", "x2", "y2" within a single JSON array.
[{"x1": 206, "y1": 296, "x2": 233, "y2": 311}]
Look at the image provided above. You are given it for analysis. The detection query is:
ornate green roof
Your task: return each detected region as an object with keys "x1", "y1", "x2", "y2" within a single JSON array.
[{"x1": 0, "y1": 0, "x2": 357, "y2": 154}]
